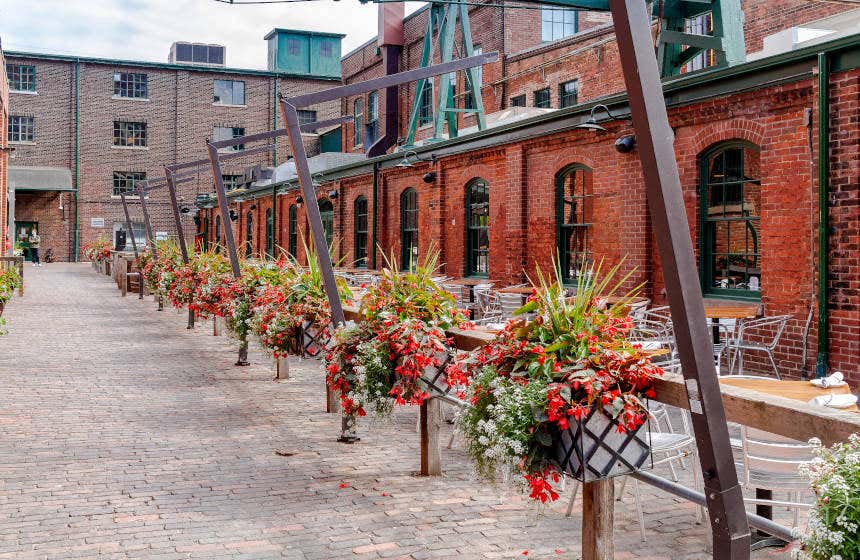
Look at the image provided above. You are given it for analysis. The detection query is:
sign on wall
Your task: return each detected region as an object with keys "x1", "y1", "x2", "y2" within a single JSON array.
[{"x1": 90, "y1": 217, "x2": 105, "y2": 228}]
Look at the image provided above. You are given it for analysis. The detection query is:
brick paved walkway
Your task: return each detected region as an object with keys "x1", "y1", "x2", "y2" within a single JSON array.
[{"x1": 0, "y1": 264, "x2": 787, "y2": 559}]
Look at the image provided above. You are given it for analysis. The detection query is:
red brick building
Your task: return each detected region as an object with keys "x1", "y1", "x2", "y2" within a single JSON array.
[
  {"x1": 4, "y1": 31, "x2": 344, "y2": 262},
  {"x1": 207, "y1": 5, "x2": 860, "y2": 381}
]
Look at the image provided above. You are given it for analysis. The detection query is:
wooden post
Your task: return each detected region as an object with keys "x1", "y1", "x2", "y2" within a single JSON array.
[
  {"x1": 120, "y1": 262, "x2": 128, "y2": 297},
  {"x1": 582, "y1": 479, "x2": 615, "y2": 560},
  {"x1": 420, "y1": 398, "x2": 442, "y2": 476},
  {"x1": 17, "y1": 258, "x2": 24, "y2": 296},
  {"x1": 275, "y1": 356, "x2": 290, "y2": 380},
  {"x1": 213, "y1": 317, "x2": 222, "y2": 336}
]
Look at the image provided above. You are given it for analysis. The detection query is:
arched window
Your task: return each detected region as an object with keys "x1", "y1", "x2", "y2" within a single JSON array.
[
  {"x1": 319, "y1": 198, "x2": 334, "y2": 248},
  {"x1": 556, "y1": 164, "x2": 593, "y2": 283},
  {"x1": 400, "y1": 188, "x2": 418, "y2": 271},
  {"x1": 215, "y1": 215, "x2": 221, "y2": 254},
  {"x1": 354, "y1": 196, "x2": 368, "y2": 268},
  {"x1": 353, "y1": 98, "x2": 364, "y2": 147},
  {"x1": 465, "y1": 179, "x2": 489, "y2": 276},
  {"x1": 699, "y1": 141, "x2": 761, "y2": 297},
  {"x1": 245, "y1": 211, "x2": 253, "y2": 257},
  {"x1": 265, "y1": 208, "x2": 274, "y2": 259},
  {"x1": 203, "y1": 217, "x2": 209, "y2": 251},
  {"x1": 288, "y1": 204, "x2": 298, "y2": 257}
]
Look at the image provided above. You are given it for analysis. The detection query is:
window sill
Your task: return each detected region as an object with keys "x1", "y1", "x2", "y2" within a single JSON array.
[
  {"x1": 213, "y1": 103, "x2": 247, "y2": 108},
  {"x1": 8, "y1": 141, "x2": 36, "y2": 145},
  {"x1": 703, "y1": 292, "x2": 762, "y2": 302},
  {"x1": 112, "y1": 95, "x2": 150, "y2": 102},
  {"x1": 10, "y1": 90, "x2": 37, "y2": 96},
  {"x1": 111, "y1": 145, "x2": 150, "y2": 151},
  {"x1": 110, "y1": 195, "x2": 149, "y2": 200}
]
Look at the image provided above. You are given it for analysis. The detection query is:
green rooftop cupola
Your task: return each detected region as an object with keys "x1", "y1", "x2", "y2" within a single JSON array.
[{"x1": 264, "y1": 28, "x2": 345, "y2": 79}]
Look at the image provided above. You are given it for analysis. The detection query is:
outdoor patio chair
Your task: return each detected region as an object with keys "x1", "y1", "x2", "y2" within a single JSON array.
[
  {"x1": 739, "y1": 426, "x2": 815, "y2": 529},
  {"x1": 473, "y1": 290, "x2": 503, "y2": 325},
  {"x1": 498, "y1": 292, "x2": 525, "y2": 320},
  {"x1": 725, "y1": 315, "x2": 791, "y2": 378}
]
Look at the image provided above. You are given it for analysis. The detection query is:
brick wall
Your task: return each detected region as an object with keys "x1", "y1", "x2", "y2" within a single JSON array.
[
  {"x1": 225, "y1": 62, "x2": 859, "y2": 382},
  {"x1": 5, "y1": 54, "x2": 336, "y2": 261}
]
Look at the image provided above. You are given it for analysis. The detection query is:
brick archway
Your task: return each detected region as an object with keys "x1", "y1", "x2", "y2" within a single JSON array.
[{"x1": 691, "y1": 118, "x2": 766, "y2": 155}]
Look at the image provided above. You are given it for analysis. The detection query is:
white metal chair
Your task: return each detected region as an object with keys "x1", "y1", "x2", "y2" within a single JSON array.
[
  {"x1": 739, "y1": 426, "x2": 815, "y2": 529},
  {"x1": 498, "y1": 292, "x2": 524, "y2": 320},
  {"x1": 725, "y1": 315, "x2": 791, "y2": 378}
]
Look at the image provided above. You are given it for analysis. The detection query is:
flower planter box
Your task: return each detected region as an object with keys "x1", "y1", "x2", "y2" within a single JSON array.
[{"x1": 554, "y1": 406, "x2": 652, "y2": 483}]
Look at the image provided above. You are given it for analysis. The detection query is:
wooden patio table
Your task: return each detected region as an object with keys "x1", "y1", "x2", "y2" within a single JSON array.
[{"x1": 719, "y1": 376, "x2": 858, "y2": 413}]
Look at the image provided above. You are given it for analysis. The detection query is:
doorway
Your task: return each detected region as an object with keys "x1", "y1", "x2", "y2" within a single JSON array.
[{"x1": 14, "y1": 221, "x2": 38, "y2": 262}]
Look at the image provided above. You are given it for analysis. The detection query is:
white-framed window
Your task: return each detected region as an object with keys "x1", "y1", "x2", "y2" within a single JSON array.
[
  {"x1": 541, "y1": 7, "x2": 578, "y2": 42},
  {"x1": 297, "y1": 110, "x2": 317, "y2": 126},
  {"x1": 213, "y1": 80, "x2": 245, "y2": 105},
  {"x1": 113, "y1": 72, "x2": 148, "y2": 99},
  {"x1": 113, "y1": 121, "x2": 147, "y2": 148},
  {"x1": 8, "y1": 116, "x2": 35, "y2": 142},
  {"x1": 353, "y1": 98, "x2": 363, "y2": 147},
  {"x1": 213, "y1": 126, "x2": 245, "y2": 151},
  {"x1": 112, "y1": 171, "x2": 146, "y2": 197}
]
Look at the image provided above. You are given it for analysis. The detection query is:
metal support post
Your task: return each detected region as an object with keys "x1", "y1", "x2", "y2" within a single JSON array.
[
  {"x1": 164, "y1": 169, "x2": 194, "y2": 329},
  {"x1": 609, "y1": 1, "x2": 750, "y2": 558}
]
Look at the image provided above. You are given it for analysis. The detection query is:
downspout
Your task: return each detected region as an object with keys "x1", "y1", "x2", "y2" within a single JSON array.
[
  {"x1": 500, "y1": 1, "x2": 507, "y2": 109},
  {"x1": 800, "y1": 107, "x2": 814, "y2": 379},
  {"x1": 73, "y1": 58, "x2": 80, "y2": 262},
  {"x1": 272, "y1": 78, "x2": 279, "y2": 255},
  {"x1": 273, "y1": 78, "x2": 278, "y2": 165},
  {"x1": 371, "y1": 162, "x2": 379, "y2": 268},
  {"x1": 367, "y1": 47, "x2": 401, "y2": 157},
  {"x1": 815, "y1": 52, "x2": 830, "y2": 377}
]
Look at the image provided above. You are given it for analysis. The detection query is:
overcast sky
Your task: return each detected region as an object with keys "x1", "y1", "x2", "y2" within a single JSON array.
[{"x1": 0, "y1": 0, "x2": 424, "y2": 69}]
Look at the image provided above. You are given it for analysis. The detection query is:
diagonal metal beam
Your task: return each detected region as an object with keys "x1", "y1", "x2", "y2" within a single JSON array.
[
  {"x1": 609, "y1": 1, "x2": 750, "y2": 558},
  {"x1": 164, "y1": 167, "x2": 195, "y2": 329},
  {"x1": 119, "y1": 192, "x2": 139, "y2": 258},
  {"x1": 285, "y1": 52, "x2": 498, "y2": 108}
]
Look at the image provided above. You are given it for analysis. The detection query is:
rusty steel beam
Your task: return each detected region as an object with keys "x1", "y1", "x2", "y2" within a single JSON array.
[
  {"x1": 608, "y1": 1, "x2": 750, "y2": 558},
  {"x1": 119, "y1": 192, "x2": 139, "y2": 258},
  {"x1": 164, "y1": 168, "x2": 195, "y2": 329}
]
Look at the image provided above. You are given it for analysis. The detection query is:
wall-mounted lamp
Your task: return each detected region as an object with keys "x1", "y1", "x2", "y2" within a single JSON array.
[
  {"x1": 193, "y1": 215, "x2": 202, "y2": 227},
  {"x1": 296, "y1": 195, "x2": 304, "y2": 208},
  {"x1": 328, "y1": 189, "x2": 339, "y2": 199},
  {"x1": 180, "y1": 206, "x2": 191, "y2": 214},
  {"x1": 574, "y1": 104, "x2": 632, "y2": 133},
  {"x1": 395, "y1": 150, "x2": 436, "y2": 169},
  {"x1": 422, "y1": 171, "x2": 437, "y2": 184},
  {"x1": 229, "y1": 209, "x2": 239, "y2": 221},
  {"x1": 614, "y1": 135, "x2": 636, "y2": 153},
  {"x1": 249, "y1": 204, "x2": 257, "y2": 210}
]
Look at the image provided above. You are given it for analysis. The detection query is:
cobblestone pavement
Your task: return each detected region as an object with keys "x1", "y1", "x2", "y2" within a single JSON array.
[{"x1": 0, "y1": 264, "x2": 792, "y2": 559}]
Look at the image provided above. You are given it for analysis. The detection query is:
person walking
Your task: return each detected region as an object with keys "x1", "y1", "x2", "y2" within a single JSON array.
[{"x1": 29, "y1": 229, "x2": 42, "y2": 267}]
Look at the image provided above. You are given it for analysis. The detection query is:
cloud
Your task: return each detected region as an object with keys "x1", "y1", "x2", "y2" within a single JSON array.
[{"x1": 0, "y1": 0, "x2": 425, "y2": 70}]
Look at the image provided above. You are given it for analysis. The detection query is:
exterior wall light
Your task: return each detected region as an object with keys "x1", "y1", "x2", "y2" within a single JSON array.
[{"x1": 615, "y1": 135, "x2": 636, "y2": 153}]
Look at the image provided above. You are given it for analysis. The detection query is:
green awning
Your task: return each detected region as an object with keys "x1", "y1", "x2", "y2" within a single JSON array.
[{"x1": 9, "y1": 166, "x2": 75, "y2": 192}]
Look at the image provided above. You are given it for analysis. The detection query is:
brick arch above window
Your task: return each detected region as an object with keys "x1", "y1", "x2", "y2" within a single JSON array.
[{"x1": 690, "y1": 118, "x2": 766, "y2": 156}]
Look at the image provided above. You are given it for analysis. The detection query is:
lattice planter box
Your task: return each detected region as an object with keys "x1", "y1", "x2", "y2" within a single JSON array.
[{"x1": 554, "y1": 405, "x2": 652, "y2": 482}]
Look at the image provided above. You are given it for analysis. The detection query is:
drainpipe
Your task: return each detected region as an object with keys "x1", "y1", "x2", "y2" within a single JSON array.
[
  {"x1": 73, "y1": 58, "x2": 80, "y2": 262},
  {"x1": 371, "y1": 162, "x2": 379, "y2": 268},
  {"x1": 367, "y1": 45, "x2": 401, "y2": 157},
  {"x1": 272, "y1": 78, "x2": 278, "y2": 165},
  {"x1": 816, "y1": 52, "x2": 829, "y2": 378}
]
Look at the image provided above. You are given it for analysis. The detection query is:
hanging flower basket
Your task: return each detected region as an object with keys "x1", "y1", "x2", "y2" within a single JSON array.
[{"x1": 554, "y1": 405, "x2": 652, "y2": 482}]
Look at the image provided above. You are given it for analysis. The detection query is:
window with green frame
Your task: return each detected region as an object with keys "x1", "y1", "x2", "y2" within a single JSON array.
[
  {"x1": 288, "y1": 204, "x2": 298, "y2": 257},
  {"x1": 556, "y1": 164, "x2": 592, "y2": 283},
  {"x1": 245, "y1": 211, "x2": 253, "y2": 257},
  {"x1": 319, "y1": 199, "x2": 334, "y2": 247},
  {"x1": 418, "y1": 81, "x2": 433, "y2": 126},
  {"x1": 400, "y1": 189, "x2": 418, "y2": 271},
  {"x1": 465, "y1": 179, "x2": 490, "y2": 276},
  {"x1": 265, "y1": 208, "x2": 274, "y2": 259},
  {"x1": 354, "y1": 196, "x2": 368, "y2": 268},
  {"x1": 699, "y1": 141, "x2": 761, "y2": 298}
]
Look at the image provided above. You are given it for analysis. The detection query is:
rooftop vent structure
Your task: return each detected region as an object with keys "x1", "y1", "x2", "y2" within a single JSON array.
[{"x1": 169, "y1": 42, "x2": 226, "y2": 66}]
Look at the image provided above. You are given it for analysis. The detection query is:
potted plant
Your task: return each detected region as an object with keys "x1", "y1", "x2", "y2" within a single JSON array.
[
  {"x1": 324, "y1": 248, "x2": 470, "y2": 417},
  {"x1": 0, "y1": 266, "x2": 22, "y2": 317},
  {"x1": 797, "y1": 434, "x2": 860, "y2": 560},
  {"x1": 446, "y1": 261, "x2": 662, "y2": 502}
]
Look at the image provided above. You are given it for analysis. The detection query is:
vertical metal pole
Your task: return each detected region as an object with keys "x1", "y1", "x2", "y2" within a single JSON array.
[
  {"x1": 164, "y1": 169, "x2": 194, "y2": 329},
  {"x1": 280, "y1": 98, "x2": 356, "y2": 442},
  {"x1": 206, "y1": 144, "x2": 249, "y2": 366},
  {"x1": 119, "y1": 192, "x2": 139, "y2": 258},
  {"x1": 608, "y1": 1, "x2": 750, "y2": 559},
  {"x1": 136, "y1": 185, "x2": 162, "y2": 311}
]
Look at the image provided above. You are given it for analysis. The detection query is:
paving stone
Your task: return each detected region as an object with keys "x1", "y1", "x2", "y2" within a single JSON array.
[{"x1": 0, "y1": 264, "x2": 795, "y2": 559}]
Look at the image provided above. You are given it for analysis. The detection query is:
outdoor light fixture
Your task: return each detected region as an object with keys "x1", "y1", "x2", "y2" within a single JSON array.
[
  {"x1": 229, "y1": 209, "x2": 239, "y2": 221},
  {"x1": 180, "y1": 206, "x2": 191, "y2": 214},
  {"x1": 423, "y1": 171, "x2": 437, "y2": 184},
  {"x1": 296, "y1": 195, "x2": 304, "y2": 207},
  {"x1": 575, "y1": 104, "x2": 632, "y2": 133},
  {"x1": 249, "y1": 204, "x2": 257, "y2": 210},
  {"x1": 614, "y1": 135, "x2": 636, "y2": 153},
  {"x1": 395, "y1": 150, "x2": 436, "y2": 169},
  {"x1": 328, "y1": 189, "x2": 339, "y2": 199}
]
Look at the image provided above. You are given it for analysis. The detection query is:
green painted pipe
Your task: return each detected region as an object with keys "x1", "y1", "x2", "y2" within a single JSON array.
[
  {"x1": 73, "y1": 59, "x2": 80, "y2": 262},
  {"x1": 371, "y1": 162, "x2": 378, "y2": 269},
  {"x1": 816, "y1": 52, "x2": 829, "y2": 377}
]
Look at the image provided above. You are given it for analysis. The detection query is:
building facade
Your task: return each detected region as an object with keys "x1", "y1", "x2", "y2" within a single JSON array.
[
  {"x1": 206, "y1": 4, "x2": 860, "y2": 382},
  {"x1": 4, "y1": 30, "x2": 343, "y2": 262}
]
